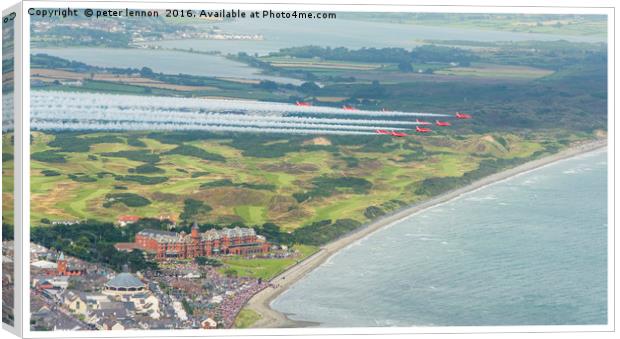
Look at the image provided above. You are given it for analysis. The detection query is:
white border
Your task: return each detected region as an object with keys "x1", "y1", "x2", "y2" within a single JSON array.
[
  {"x1": 2, "y1": 0, "x2": 616, "y2": 338},
  {"x1": 2, "y1": 2, "x2": 23, "y2": 337}
]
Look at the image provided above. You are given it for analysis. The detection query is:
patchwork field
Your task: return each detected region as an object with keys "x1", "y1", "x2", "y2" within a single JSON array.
[
  {"x1": 435, "y1": 63, "x2": 555, "y2": 79},
  {"x1": 261, "y1": 57, "x2": 385, "y2": 71}
]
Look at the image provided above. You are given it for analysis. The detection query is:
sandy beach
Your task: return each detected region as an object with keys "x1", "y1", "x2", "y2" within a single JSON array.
[{"x1": 243, "y1": 138, "x2": 608, "y2": 328}]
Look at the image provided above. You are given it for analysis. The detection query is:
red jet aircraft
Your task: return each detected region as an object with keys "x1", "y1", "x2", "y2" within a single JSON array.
[
  {"x1": 342, "y1": 105, "x2": 357, "y2": 111},
  {"x1": 295, "y1": 101, "x2": 312, "y2": 107},
  {"x1": 390, "y1": 131, "x2": 408, "y2": 137},
  {"x1": 435, "y1": 120, "x2": 451, "y2": 126},
  {"x1": 376, "y1": 130, "x2": 407, "y2": 137},
  {"x1": 455, "y1": 112, "x2": 472, "y2": 119},
  {"x1": 416, "y1": 126, "x2": 432, "y2": 133}
]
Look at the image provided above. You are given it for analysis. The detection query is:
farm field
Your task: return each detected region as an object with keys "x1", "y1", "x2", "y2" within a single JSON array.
[
  {"x1": 258, "y1": 57, "x2": 554, "y2": 82},
  {"x1": 344, "y1": 13, "x2": 607, "y2": 37},
  {"x1": 261, "y1": 57, "x2": 385, "y2": 71},
  {"x1": 435, "y1": 63, "x2": 555, "y2": 79}
]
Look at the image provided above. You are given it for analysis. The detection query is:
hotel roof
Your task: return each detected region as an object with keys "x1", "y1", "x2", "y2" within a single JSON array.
[
  {"x1": 137, "y1": 229, "x2": 179, "y2": 243},
  {"x1": 139, "y1": 227, "x2": 257, "y2": 243}
]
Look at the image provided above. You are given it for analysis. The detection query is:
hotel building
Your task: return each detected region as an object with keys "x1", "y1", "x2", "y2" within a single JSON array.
[{"x1": 133, "y1": 223, "x2": 269, "y2": 260}]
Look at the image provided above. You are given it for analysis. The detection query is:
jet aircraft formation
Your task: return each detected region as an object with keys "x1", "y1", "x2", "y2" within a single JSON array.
[
  {"x1": 297, "y1": 100, "x2": 472, "y2": 138},
  {"x1": 30, "y1": 91, "x2": 471, "y2": 136}
]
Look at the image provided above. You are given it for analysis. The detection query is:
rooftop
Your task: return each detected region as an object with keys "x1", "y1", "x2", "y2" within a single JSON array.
[
  {"x1": 118, "y1": 215, "x2": 141, "y2": 222},
  {"x1": 138, "y1": 227, "x2": 257, "y2": 243},
  {"x1": 105, "y1": 273, "x2": 145, "y2": 289}
]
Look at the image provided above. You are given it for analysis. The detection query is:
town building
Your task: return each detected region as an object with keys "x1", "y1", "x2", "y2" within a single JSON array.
[
  {"x1": 122, "y1": 293, "x2": 160, "y2": 319},
  {"x1": 201, "y1": 317, "x2": 217, "y2": 329},
  {"x1": 103, "y1": 273, "x2": 147, "y2": 297},
  {"x1": 57, "y1": 252, "x2": 85, "y2": 276},
  {"x1": 32, "y1": 276, "x2": 70, "y2": 290},
  {"x1": 62, "y1": 291, "x2": 88, "y2": 317},
  {"x1": 116, "y1": 215, "x2": 141, "y2": 227},
  {"x1": 133, "y1": 223, "x2": 269, "y2": 260}
]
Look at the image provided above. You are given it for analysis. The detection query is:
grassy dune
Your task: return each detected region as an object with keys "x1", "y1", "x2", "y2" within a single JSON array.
[{"x1": 29, "y1": 131, "x2": 566, "y2": 230}]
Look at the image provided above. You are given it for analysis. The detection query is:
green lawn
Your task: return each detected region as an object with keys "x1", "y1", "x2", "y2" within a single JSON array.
[
  {"x1": 219, "y1": 245, "x2": 318, "y2": 280},
  {"x1": 233, "y1": 308, "x2": 262, "y2": 328}
]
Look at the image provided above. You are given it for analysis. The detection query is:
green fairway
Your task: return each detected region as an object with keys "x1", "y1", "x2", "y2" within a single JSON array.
[
  {"x1": 235, "y1": 205, "x2": 267, "y2": 224},
  {"x1": 27, "y1": 130, "x2": 569, "y2": 230}
]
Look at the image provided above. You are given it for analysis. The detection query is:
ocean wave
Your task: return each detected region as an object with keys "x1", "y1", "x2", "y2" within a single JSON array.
[{"x1": 465, "y1": 195, "x2": 498, "y2": 201}]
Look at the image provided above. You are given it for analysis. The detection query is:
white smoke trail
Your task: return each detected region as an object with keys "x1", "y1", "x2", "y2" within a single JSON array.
[
  {"x1": 30, "y1": 107, "x2": 424, "y2": 127},
  {"x1": 2, "y1": 93, "x2": 14, "y2": 133},
  {"x1": 33, "y1": 116, "x2": 405, "y2": 131},
  {"x1": 32, "y1": 120, "x2": 376, "y2": 135},
  {"x1": 29, "y1": 91, "x2": 446, "y2": 134},
  {"x1": 31, "y1": 106, "x2": 415, "y2": 130},
  {"x1": 31, "y1": 91, "x2": 449, "y2": 117}
]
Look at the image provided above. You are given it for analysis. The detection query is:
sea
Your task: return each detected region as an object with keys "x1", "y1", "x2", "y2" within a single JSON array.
[
  {"x1": 151, "y1": 18, "x2": 605, "y2": 56},
  {"x1": 32, "y1": 48, "x2": 305, "y2": 85},
  {"x1": 271, "y1": 149, "x2": 608, "y2": 327}
]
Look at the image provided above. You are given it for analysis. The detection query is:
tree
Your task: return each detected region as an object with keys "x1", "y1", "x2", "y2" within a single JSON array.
[
  {"x1": 224, "y1": 268, "x2": 238, "y2": 278},
  {"x1": 352, "y1": 80, "x2": 387, "y2": 99},
  {"x1": 179, "y1": 198, "x2": 211, "y2": 224},
  {"x1": 181, "y1": 299, "x2": 194, "y2": 315},
  {"x1": 260, "y1": 223, "x2": 282, "y2": 243},
  {"x1": 256, "y1": 80, "x2": 278, "y2": 91},
  {"x1": 206, "y1": 258, "x2": 223, "y2": 267},
  {"x1": 140, "y1": 66, "x2": 154, "y2": 77},
  {"x1": 364, "y1": 206, "x2": 386, "y2": 219},
  {"x1": 299, "y1": 81, "x2": 320, "y2": 93},
  {"x1": 398, "y1": 61, "x2": 413, "y2": 72},
  {"x1": 195, "y1": 256, "x2": 208, "y2": 266}
]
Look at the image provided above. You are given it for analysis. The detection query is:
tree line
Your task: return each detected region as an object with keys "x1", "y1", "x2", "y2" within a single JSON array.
[{"x1": 271, "y1": 45, "x2": 478, "y2": 67}]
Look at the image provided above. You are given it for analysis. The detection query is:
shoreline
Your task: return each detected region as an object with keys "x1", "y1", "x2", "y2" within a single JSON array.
[{"x1": 243, "y1": 139, "x2": 608, "y2": 328}]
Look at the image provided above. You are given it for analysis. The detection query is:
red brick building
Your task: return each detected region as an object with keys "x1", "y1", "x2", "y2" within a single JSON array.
[
  {"x1": 56, "y1": 252, "x2": 85, "y2": 276},
  {"x1": 134, "y1": 223, "x2": 269, "y2": 260},
  {"x1": 117, "y1": 215, "x2": 140, "y2": 227}
]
